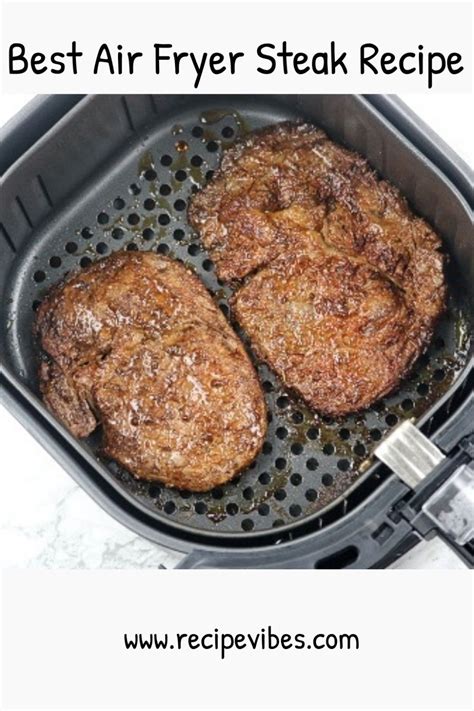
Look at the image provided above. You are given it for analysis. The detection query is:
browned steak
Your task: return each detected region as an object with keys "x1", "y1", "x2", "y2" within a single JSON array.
[
  {"x1": 36, "y1": 251, "x2": 267, "y2": 490},
  {"x1": 189, "y1": 122, "x2": 446, "y2": 416}
]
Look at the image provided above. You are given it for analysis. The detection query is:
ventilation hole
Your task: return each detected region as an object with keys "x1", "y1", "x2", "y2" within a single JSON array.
[
  {"x1": 353, "y1": 443, "x2": 366, "y2": 457},
  {"x1": 191, "y1": 155, "x2": 203, "y2": 167},
  {"x1": 112, "y1": 228, "x2": 124, "y2": 240},
  {"x1": 144, "y1": 198, "x2": 156, "y2": 211},
  {"x1": 337, "y1": 459, "x2": 350, "y2": 472},
  {"x1": 370, "y1": 428, "x2": 382, "y2": 441},
  {"x1": 259, "y1": 472, "x2": 271, "y2": 485},
  {"x1": 126, "y1": 243, "x2": 138, "y2": 251},
  {"x1": 274, "y1": 488, "x2": 286, "y2": 501},
  {"x1": 142, "y1": 228, "x2": 154, "y2": 240},
  {"x1": 417, "y1": 382, "x2": 429, "y2": 396},
  {"x1": 33, "y1": 270, "x2": 46, "y2": 282},
  {"x1": 305, "y1": 488, "x2": 318, "y2": 502},
  {"x1": 81, "y1": 227, "x2": 93, "y2": 239},
  {"x1": 291, "y1": 443, "x2": 303, "y2": 455},
  {"x1": 144, "y1": 168, "x2": 157, "y2": 181},
  {"x1": 402, "y1": 398, "x2": 414, "y2": 411},
  {"x1": 195, "y1": 501, "x2": 207, "y2": 514},
  {"x1": 188, "y1": 244, "x2": 200, "y2": 256},
  {"x1": 273, "y1": 519, "x2": 284, "y2": 528},
  {"x1": 201, "y1": 258, "x2": 213, "y2": 271},
  {"x1": 275, "y1": 458, "x2": 286, "y2": 471},
  {"x1": 339, "y1": 428, "x2": 350, "y2": 440},
  {"x1": 211, "y1": 488, "x2": 224, "y2": 500},
  {"x1": 97, "y1": 212, "x2": 109, "y2": 225},
  {"x1": 180, "y1": 490, "x2": 192, "y2": 499},
  {"x1": 128, "y1": 213, "x2": 140, "y2": 225},
  {"x1": 258, "y1": 503, "x2": 270, "y2": 516},
  {"x1": 434, "y1": 368, "x2": 445, "y2": 382},
  {"x1": 80, "y1": 257, "x2": 92, "y2": 268},
  {"x1": 49, "y1": 256, "x2": 61, "y2": 268},
  {"x1": 149, "y1": 485, "x2": 161, "y2": 498},
  {"x1": 129, "y1": 183, "x2": 141, "y2": 195},
  {"x1": 323, "y1": 443, "x2": 334, "y2": 455},
  {"x1": 306, "y1": 458, "x2": 318, "y2": 471},
  {"x1": 290, "y1": 473, "x2": 302, "y2": 486},
  {"x1": 243, "y1": 487, "x2": 254, "y2": 501},
  {"x1": 158, "y1": 214, "x2": 170, "y2": 226},
  {"x1": 241, "y1": 519, "x2": 254, "y2": 532},
  {"x1": 435, "y1": 337, "x2": 445, "y2": 350},
  {"x1": 174, "y1": 199, "x2": 186, "y2": 212},
  {"x1": 418, "y1": 354, "x2": 430, "y2": 367},
  {"x1": 306, "y1": 427, "x2": 319, "y2": 440},
  {"x1": 276, "y1": 395, "x2": 289, "y2": 409},
  {"x1": 206, "y1": 170, "x2": 214, "y2": 181},
  {"x1": 65, "y1": 241, "x2": 78, "y2": 254},
  {"x1": 173, "y1": 228, "x2": 185, "y2": 241},
  {"x1": 161, "y1": 154, "x2": 172, "y2": 166},
  {"x1": 164, "y1": 501, "x2": 176, "y2": 514},
  {"x1": 322, "y1": 415, "x2": 334, "y2": 425},
  {"x1": 291, "y1": 411, "x2": 304, "y2": 424},
  {"x1": 32, "y1": 300, "x2": 41, "y2": 311},
  {"x1": 267, "y1": 411, "x2": 273, "y2": 424},
  {"x1": 276, "y1": 427, "x2": 288, "y2": 440},
  {"x1": 315, "y1": 545, "x2": 359, "y2": 569},
  {"x1": 262, "y1": 441, "x2": 272, "y2": 455},
  {"x1": 222, "y1": 126, "x2": 234, "y2": 138},
  {"x1": 157, "y1": 243, "x2": 170, "y2": 255},
  {"x1": 385, "y1": 413, "x2": 398, "y2": 426},
  {"x1": 160, "y1": 184, "x2": 171, "y2": 196},
  {"x1": 226, "y1": 502, "x2": 238, "y2": 516},
  {"x1": 322, "y1": 473, "x2": 334, "y2": 486},
  {"x1": 192, "y1": 126, "x2": 203, "y2": 138},
  {"x1": 262, "y1": 380, "x2": 273, "y2": 393},
  {"x1": 289, "y1": 504, "x2": 302, "y2": 517},
  {"x1": 113, "y1": 197, "x2": 125, "y2": 210},
  {"x1": 207, "y1": 141, "x2": 219, "y2": 152},
  {"x1": 175, "y1": 170, "x2": 187, "y2": 182},
  {"x1": 96, "y1": 242, "x2": 108, "y2": 255}
]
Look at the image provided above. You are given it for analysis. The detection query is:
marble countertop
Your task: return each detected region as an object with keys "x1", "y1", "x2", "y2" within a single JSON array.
[{"x1": 1, "y1": 407, "x2": 182, "y2": 569}]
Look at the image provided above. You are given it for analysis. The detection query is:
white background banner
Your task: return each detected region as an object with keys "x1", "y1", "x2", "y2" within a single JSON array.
[
  {"x1": 1, "y1": 1, "x2": 472, "y2": 94},
  {"x1": 1, "y1": 570, "x2": 473, "y2": 709}
]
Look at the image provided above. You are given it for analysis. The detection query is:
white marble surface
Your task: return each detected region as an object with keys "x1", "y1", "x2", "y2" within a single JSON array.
[
  {"x1": 0, "y1": 408, "x2": 183, "y2": 569},
  {"x1": 1, "y1": 94, "x2": 471, "y2": 570}
]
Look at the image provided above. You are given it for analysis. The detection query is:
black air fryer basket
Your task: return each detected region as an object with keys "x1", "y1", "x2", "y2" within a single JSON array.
[{"x1": 1, "y1": 95, "x2": 473, "y2": 568}]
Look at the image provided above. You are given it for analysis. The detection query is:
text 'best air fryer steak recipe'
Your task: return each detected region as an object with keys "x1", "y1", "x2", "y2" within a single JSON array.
[
  {"x1": 35, "y1": 119, "x2": 447, "y2": 494},
  {"x1": 35, "y1": 251, "x2": 267, "y2": 491}
]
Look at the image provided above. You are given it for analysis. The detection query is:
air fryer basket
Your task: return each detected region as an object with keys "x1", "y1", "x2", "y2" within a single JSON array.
[{"x1": 1, "y1": 95, "x2": 472, "y2": 567}]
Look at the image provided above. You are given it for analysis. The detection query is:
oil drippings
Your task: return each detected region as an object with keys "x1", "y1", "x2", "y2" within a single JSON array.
[
  {"x1": 200, "y1": 108, "x2": 251, "y2": 137},
  {"x1": 138, "y1": 151, "x2": 155, "y2": 177},
  {"x1": 175, "y1": 140, "x2": 189, "y2": 153}
]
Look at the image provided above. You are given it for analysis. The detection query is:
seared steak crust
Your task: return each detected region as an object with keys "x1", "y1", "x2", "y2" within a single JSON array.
[
  {"x1": 189, "y1": 122, "x2": 446, "y2": 415},
  {"x1": 36, "y1": 251, "x2": 267, "y2": 490}
]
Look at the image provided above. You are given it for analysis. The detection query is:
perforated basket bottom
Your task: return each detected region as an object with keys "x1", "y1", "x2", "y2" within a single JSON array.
[{"x1": 7, "y1": 100, "x2": 470, "y2": 535}]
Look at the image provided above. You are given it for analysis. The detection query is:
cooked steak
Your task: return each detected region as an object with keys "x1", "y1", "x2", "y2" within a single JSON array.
[
  {"x1": 189, "y1": 122, "x2": 446, "y2": 416},
  {"x1": 36, "y1": 251, "x2": 267, "y2": 490},
  {"x1": 232, "y1": 246, "x2": 424, "y2": 415}
]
